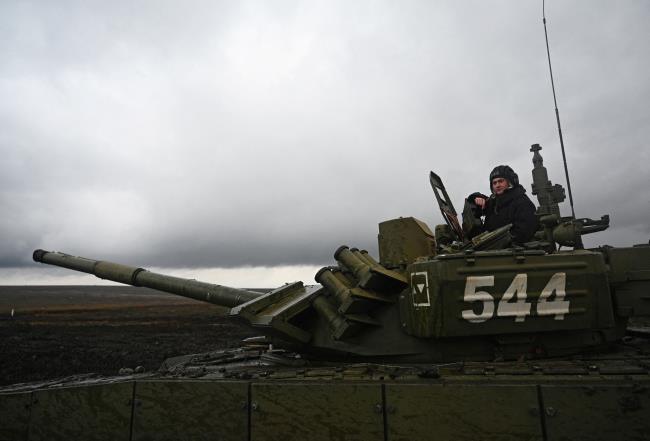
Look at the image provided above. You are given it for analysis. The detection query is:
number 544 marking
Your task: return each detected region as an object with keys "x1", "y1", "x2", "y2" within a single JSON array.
[{"x1": 462, "y1": 273, "x2": 569, "y2": 323}]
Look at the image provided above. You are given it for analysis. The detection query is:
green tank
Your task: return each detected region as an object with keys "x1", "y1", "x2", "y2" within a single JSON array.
[{"x1": 2, "y1": 145, "x2": 649, "y2": 441}]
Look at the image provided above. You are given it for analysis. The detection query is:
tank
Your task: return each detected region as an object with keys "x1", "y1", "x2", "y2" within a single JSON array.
[{"x1": 2, "y1": 145, "x2": 649, "y2": 441}]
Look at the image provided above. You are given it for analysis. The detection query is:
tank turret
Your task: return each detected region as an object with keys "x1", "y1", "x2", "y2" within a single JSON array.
[{"x1": 32, "y1": 145, "x2": 650, "y2": 363}]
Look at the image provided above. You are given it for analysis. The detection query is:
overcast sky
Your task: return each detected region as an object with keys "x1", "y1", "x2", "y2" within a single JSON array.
[{"x1": 1, "y1": 1, "x2": 649, "y2": 286}]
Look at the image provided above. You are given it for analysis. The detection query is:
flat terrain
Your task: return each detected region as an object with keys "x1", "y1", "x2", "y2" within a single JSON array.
[{"x1": 0, "y1": 286, "x2": 256, "y2": 386}]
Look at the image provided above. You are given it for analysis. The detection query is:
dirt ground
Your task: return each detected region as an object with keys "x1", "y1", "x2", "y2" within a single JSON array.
[{"x1": 0, "y1": 286, "x2": 256, "y2": 386}]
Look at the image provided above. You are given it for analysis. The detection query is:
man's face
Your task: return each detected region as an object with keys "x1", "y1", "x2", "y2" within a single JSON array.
[{"x1": 491, "y1": 177, "x2": 509, "y2": 195}]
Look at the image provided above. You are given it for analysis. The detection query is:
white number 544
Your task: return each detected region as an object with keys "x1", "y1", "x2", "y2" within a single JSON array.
[{"x1": 462, "y1": 273, "x2": 569, "y2": 323}]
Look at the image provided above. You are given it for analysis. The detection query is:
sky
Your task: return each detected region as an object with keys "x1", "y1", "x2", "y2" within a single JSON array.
[{"x1": 1, "y1": 1, "x2": 649, "y2": 286}]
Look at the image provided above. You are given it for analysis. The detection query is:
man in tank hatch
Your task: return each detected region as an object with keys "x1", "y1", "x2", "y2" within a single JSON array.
[{"x1": 464, "y1": 165, "x2": 538, "y2": 245}]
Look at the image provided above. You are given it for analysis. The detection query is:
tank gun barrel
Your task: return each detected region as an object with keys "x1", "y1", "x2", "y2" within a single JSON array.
[{"x1": 33, "y1": 249, "x2": 262, "y2": 308}]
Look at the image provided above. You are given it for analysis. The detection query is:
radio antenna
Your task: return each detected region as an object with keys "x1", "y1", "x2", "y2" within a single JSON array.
[{"x1": 542, "y1": 0, "x2": 576, "y2": 218}]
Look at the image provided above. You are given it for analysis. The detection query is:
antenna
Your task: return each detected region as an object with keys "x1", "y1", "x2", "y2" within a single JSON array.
[{"x1": 542, "y1": 0, "x2": 576, "y2": 218}]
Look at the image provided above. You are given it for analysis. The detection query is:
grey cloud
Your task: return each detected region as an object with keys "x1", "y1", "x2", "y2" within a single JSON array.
[{"x1": 1, "y1": 1, "x2": 649, "y2": 271}]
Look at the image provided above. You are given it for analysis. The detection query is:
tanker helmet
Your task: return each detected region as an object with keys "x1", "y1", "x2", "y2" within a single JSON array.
[{"x1": 489, "y1": 165, "x2": 519, "y2": 190}]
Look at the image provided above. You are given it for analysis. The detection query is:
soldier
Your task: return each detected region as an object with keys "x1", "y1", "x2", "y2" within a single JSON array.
[{"x1": 466, "y1": 165, "x2": 538, "y2": 244}]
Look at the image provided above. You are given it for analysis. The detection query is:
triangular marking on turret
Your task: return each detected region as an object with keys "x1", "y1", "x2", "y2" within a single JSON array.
[{"x1": 411, "y1": 271, "x2": 430, "y2": 307}]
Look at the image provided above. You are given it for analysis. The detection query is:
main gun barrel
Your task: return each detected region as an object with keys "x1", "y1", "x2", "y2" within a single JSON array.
[{"x1": 33, "y1": 249, "x2": 262, "y2": 308}]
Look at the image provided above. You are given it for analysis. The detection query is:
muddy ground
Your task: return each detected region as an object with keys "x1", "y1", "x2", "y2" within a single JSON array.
[{"x1": 0, "y1": 286, "x2": 256, "y2": 386}]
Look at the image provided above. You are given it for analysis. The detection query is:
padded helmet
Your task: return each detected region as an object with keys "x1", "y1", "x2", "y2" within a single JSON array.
[{"x1": 489, "y1": 165, "x2": 519, "y2": 190}]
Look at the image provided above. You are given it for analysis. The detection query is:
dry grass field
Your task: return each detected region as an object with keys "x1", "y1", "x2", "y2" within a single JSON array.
[{"x1": 0, "y1": 286, "x2": 256, "y2": 386}]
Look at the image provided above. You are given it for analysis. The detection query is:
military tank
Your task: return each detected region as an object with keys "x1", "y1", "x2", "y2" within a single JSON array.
[{"x1": 2, "y1": 145, "x2": 649, "y2": 441}]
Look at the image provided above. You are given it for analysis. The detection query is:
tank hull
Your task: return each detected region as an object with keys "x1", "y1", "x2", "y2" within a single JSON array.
[{"x1": 3, "y1": 341, "x2": 650, "y2": 441}]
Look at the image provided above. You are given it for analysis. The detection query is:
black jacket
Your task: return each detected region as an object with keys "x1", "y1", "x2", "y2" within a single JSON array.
[{"x1": 467, "y1": 185, "x2": 538, "y2": 244}]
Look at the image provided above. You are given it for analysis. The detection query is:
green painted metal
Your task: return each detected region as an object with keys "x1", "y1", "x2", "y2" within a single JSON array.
[
  {"x1": 31, "y1": 250, "x2": 260, "y2": 308},
  {"x1": 250, "y1": 383, "x2": 384, "y2": 441},
  {"x1": 402, "y1": 251, "x2": 615, "y2": 338},
  {"x1": 131, "y1": 381, "x2": 248, "y2": 441},
  {"x1": 604, "y1": 246, "x2": 650, "y2": 317},
  {"x1": 378, "y1": 217, "x2": 437, "y2": 269},
  {"x1": 28, "y1": 382, "x2": 133, "y2": 441},
  {"x1": 385, "y1": 384, "x2": 543, "y2": 441},
  {"x1": 3, "y1": 374, "x2": 650, "y2": 440},
  {"x1": 5, "y1": 374, "x2": 650, "y2": 441},
  {"x1": 231, "y1": 282, "x2": 321, "y2": 343},
  {"x1": 541, "y1": 385, "x2": 650, "y2": 441}
]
